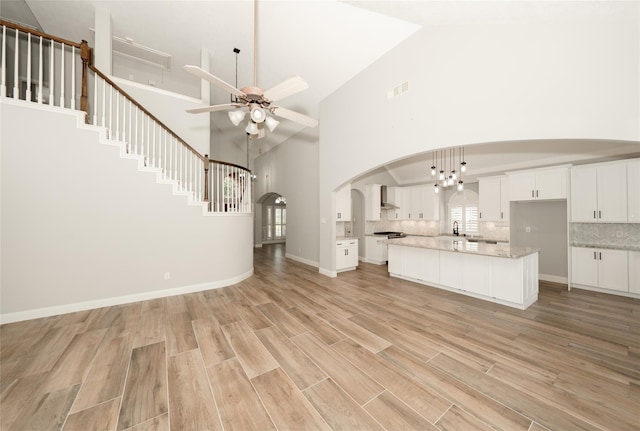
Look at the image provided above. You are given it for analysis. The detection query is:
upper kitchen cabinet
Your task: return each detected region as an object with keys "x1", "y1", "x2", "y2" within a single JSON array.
[
  {"x1": 507, "y1": 166, "x2": 568, "y2": 201},
  {"x1": 365, "y1": 184, "x2": 381, "y2": 221},
  {"x1": 335, "y1": 183, "x2": 351, "y2": 221},
  {"x1": 401, "y1": 185, "x2": 439, "y2": 220},
  {"x1": 627, "y1": 159, "x2": 640, "y2": 222},
  {"x1": 571, "y1": 161, "x2": 628, "y2": 222},
  {"x1": 385, "y1": 186, "x2": 402, "y2": 220},
  {"x1": 479, "y1": 175, "x2": 509, "y2": 222}
]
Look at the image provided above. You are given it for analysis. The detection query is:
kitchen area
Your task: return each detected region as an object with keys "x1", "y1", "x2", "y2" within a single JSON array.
[{"x1": 335, "y1": 155, "x2": 640, "y2": 309}]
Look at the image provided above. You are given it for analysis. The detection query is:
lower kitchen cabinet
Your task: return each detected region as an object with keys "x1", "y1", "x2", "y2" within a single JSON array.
[
  {"x1": 439, "y1": 251, "x2": 462, "y2": 289},
  {"x1": 629, "y1": 251, "x2": 640, "y2": 294},
  {"x1": 462, "y1": 254, "x2": 490, "y2": 296},
  {"x1": 571, "y1": 246, "x2": 629, "y2": 292},
  {"x1": 336, "y1": 239, "x2": 358, "y2": 272},
  {"x1": 365, "y1": 236, "x2": 388, "y2": 265}
]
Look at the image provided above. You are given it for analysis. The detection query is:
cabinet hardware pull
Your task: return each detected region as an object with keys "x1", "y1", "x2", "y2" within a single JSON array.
[
  {"x1": 531, "y1": 190, "x2": 534, "y2": 198},
  {"x1": 501, "y1": 212, "x2": 503, "y2": 219},
  {"x1": 599, "y1": 210, "x2": 602, "y2": 219},
  {"x1": 594, "y1": 251, "x2": 596, "y2": 260},
  {"x1": 593, "y1": 210, "x2": 596, "y2": 219},
  {"x1": 536, "y1": 190, "x2": 539, "y2": 198},
  {"x1": 599, "y1": 252, "x2": 602, "y2": 260},
  {"x1": 480, "y1": 212, "x2": 482, "y2": 219}
]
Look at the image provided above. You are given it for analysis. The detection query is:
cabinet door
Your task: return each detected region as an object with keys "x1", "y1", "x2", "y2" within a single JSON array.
[
  {"x1": 597, "y1": 164, "x2": 627, "y2": 222},
  {"x1": 365, "y1": 237, "x2": 386, "y2": 263},
  {"x1": 491, "y1": 257, "x2": 523, "y2": 303},
  {"x1": 387, "y1": 187, "x2": 402, "y2": 220},
  {"x1": 571, "y1": 247, "x2": 598, "y2": 287},
  {"x1": 629, "y1": 251, "x2": 640, "y2": 294},
  {"x1": 439, "y1": 251, "x2": 462, "y2": 289},
  {"x1": 346, "y1": 244, "x2": 359, "y2": 268},
  {"x1": 535, "y1": 168, "x2": 567, "y2": 200},
  {"x1": 400, "y1": 187, "x2": 413, "y2": 219},
  {"x1": 508, "y1": 172, "x2": 536, "y2": 201},
  {"x1": 598, "y1": 249, "x2": 628, "y2": 292},
  {"x1": 462, "y1": 254, "x2": 490, "y2": 295},
  {"x1": 335, "y1": 184, "x2": 351, "y2": 221},
  {"x1": 403, "y1": 246, "x2": 425, "y2": 280},
  {"x1": 628, "y1": 160, "x2": 640, "y2": 222},
  {"x1": 336, "y1": 245, "x2": 349, "y2": 270},
  {"x1": 421, "y1": 185, "x2": 440, "y2": 220},
  {"x1": 410, "y1": 187, "x2": 425, "y2": 219},
  {"x1": 365, "y1": 184, "x2": 381, "y2": 221},
  {"x1": 479, "y1": 178, "x2": 502, "y2": 221},
  {"x1": 571, "y1": 167, "x2": 598, "y2": 222},
  {"x1": 388, "y1": 245, "x2": 403, "y2": 275},
  {"x1": 421, "y1": 249, "x2": 440, "y2": 284},
  {"x1": 500, "y1": 177, "x2": 510, "y2": 221}
]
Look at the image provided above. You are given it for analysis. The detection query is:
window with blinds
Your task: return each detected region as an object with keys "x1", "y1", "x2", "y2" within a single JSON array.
[{"x1": 448, "y1": 190, "x2": 479, "y2": 234}]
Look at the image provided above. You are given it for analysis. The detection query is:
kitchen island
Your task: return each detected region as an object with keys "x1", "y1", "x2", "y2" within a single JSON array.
[{"x1": 383, "y1": 237, "x2": 539, "y2": 309}]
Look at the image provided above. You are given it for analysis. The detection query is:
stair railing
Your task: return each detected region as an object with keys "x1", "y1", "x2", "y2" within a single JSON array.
[{"x1": 1, "y1": 20, "x2": 252, "y2": 214}]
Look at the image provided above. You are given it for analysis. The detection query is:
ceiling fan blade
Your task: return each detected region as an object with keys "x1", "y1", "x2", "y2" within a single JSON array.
[
  {"x1": 263, "y1": 76, "x2": 309, "y2": 102},
  {"x1": 272, "y1": 106, "x2": 319, "y2": 128},
  {"x1": 186, "y1": 103, "x2": 245, "y2": 114},
  {"x1": 183, "y1": 65, "x2": 245, "y2": 98}
]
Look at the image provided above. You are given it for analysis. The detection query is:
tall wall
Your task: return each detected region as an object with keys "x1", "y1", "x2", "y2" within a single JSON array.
[
  {"x1": 318, "y1": 2, "x2": 640, "y2": 274},
  {"x1": 253, "y1": 128, "x2": 319, "y2": 266},
  {"x1": 0, "y1": 100, "x2": 253, "y2": 322}
]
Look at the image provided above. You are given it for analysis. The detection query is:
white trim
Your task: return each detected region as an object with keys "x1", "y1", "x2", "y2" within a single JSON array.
[
  {"x1": 285, "y1": 253, "x2": 319, "y2": 268},
  {"x1": 319, "y1": 267, "x2": 337, "y2": 278},
  {"x1": 254, "y1": 243, "x2": 263, "y2": 248},
  {"x1": 539, "y1": 274, "x2": 568, "y2": 284},
  {"x1": 570, "y1": 284, "x2": 640, "y2": 299},
  {"x1": 0, "y1": 269, "x2": 253, "y2": 324}
]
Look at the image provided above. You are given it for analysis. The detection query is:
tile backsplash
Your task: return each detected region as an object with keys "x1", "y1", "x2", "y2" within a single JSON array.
[{"x1": 571, "y1": 223, "x2": 640, "y2": 248}]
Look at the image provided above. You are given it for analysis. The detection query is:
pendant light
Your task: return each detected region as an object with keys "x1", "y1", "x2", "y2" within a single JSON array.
[{"x1": 429, "y1": 147, "x2": 467, "y2": 191}]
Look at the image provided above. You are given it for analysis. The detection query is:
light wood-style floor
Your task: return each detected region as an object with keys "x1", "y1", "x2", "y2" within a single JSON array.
[{"x1": 1, "y1": 243, "x2": 639, "y2": 430}]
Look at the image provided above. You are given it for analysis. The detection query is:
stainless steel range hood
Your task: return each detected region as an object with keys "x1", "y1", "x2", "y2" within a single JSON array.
[{"x1": 380, "y1": 185, "x2": 398, "y2": 209}]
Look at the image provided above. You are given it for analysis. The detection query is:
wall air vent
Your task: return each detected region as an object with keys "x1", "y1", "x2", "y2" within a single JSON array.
[{"x1": 387, "y1": 81, "x2": 409, "y2": 99}]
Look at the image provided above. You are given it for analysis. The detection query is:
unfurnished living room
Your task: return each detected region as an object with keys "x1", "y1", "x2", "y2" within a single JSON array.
[{"x1": 1, "y1": 1, "x2": 639, "y2": 430}]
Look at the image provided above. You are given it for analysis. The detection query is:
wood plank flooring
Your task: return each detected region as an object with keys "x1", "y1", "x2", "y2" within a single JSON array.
[{"x1": 1, "y1": 243, "x2": 639, "y2": 430}]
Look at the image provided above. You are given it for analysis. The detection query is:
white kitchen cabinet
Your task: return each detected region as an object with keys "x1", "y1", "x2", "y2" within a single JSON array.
[
  {"x1": 571, "y1": 247, "x2": 628, "y2": 292},
  {"x1": 479, "y1": 176, "x2": 509, "y2": 221},
  {"x1": 627, "y1": 160, "x2": 640, "y2": 222},
  {"x1": 385, "y1": 186, "x2": 402, "y2": 220},
  {"x1": 388, "y1": 245, "x2": 403, "y2": 275},
  {"x1": 462, "y1": 254, "x2": 490, "y2": 295},
  {"x1": 335, "y1": 184, "x2": 351, "y2": 221},
  {"x1": 508, "y1": 166, "x2": 568, "y2": 201},
  {"x1": 629, "y1": 251, "x2": 640, "y2": 294},
  {"x1": 402, "y1": 247, "x2": 439, "y2": 285},
  {"x1": 571, "y1": 162, "x2": 627, "y2": 222},
  {"x1": 336, "y1": 239, "x2": 358, "y2": 272},
  {"x1": 401, "y1": 185, "x2": 439, "y2": 220},
  {"x1": 365, "y1": 184, "x2": 382, "y2": 221},
  {"x1": 365, "y1": 236, "x2": 388, "y2": 265},
  {"x1": 439, "y1": 251, "x2": 462, "y2": 289}
]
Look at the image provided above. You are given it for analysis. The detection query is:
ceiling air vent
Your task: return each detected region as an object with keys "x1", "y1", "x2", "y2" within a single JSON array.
[{"x1": 387, "y1": 81, "x2": 409, "y2": 99}]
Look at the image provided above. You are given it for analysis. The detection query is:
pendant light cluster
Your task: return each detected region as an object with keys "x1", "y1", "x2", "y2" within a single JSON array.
[{"x1": 430, "y1": 147, "x2": 467, "y2": 193}]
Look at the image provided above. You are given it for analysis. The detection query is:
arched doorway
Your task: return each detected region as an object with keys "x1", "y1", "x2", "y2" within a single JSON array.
[{"x1": 257, "y1": 192, "x2": 287, "y2": 244}]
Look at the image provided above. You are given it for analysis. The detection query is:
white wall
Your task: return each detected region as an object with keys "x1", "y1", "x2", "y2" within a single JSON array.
[
  {"x1": 254, "y1": 129, "x2": 319, "y2": 266},
  {"x1": 0, "y1": 100, "x2": 253, "y2": 322},
  {"x1": 318, "y1": 3, "x2": 640, "y2": 273}
]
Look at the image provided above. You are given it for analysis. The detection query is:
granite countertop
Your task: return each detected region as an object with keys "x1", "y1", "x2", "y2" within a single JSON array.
[
  {"x1": 571, "y1": 243, "x2": 640, "y2": 252},
  {"x1": 382, "y1": 236, "x2": 538, "y2": 259}
]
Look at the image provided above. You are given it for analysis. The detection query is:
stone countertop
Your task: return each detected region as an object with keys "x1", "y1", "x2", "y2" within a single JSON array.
[
  {"x1": 336, "y1": 236, "x2": 358, "y2": 241},
  {"x1": 571, "y1": 243, "x2": 640, "y2": 252},
  {"x1": 382, "y1": 236, "x2": 538, "y2": 259}
]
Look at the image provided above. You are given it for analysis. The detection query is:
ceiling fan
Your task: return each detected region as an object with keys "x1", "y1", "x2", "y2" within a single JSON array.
[{"x1": 183, "y1": 0, "x2": 318, "y2": 139}]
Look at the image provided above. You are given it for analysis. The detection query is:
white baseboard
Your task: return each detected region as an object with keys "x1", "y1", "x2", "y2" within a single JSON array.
[
  {"x1": 319, "y1": 267, "x2": 337, "y2": 278},
  {"x1": 539, "y1": 274, "x2": 568, "y2": 284},
  {"x1": 0, "y1": 269, "x2": 254, "y2": 324},
  {"x1": 285, "y1": 253, "x2": 319, "y2": 268}
]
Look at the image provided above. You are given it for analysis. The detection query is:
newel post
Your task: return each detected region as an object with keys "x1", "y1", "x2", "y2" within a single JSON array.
[
  {"x1": 80, "y1": 40, "x2": 91, "y2": 123},
  {"x1": 203, "y1": 155, "x2": 210, "y2": 210}
]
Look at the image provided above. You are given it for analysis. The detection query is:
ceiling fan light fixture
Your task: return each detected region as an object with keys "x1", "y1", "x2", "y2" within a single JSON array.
[
  {"x1": 228, "y1": 110, "x2": 246, "y2": 126},
  {"x1": 265, "y1": 115, "x2": 280, "y2": 132},
  {"x1": 250, "y1": 107, "x2": 266, "y2": 123},
  {"x1": 245, "y1": 120, "x2": 259, "y2": 135}
]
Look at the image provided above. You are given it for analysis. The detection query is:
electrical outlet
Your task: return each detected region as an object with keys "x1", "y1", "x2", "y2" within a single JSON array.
[
  {"x1": 525, "y1": 226, "x2": 531, "y2": 233},
  {"x1": 164, "y1": 272, "x2": 170, "y2": 280},
  {"x1": 616, "y1": 231, "x2": 623, "y2": 238}
]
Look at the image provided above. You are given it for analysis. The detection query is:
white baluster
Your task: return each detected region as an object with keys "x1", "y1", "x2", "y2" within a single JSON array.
[
  {"x1": 134, "y1": 106, "x2": 139, "y2": 154},
  {"x1": 101, "y1": 77, "x2": 106, "y2": 127},
  {"x1": 49, "y1": 39, "x2": 54, "y2": 106},
  {"x1": 70, "y1": 46, "x2": 76, "y2": 109},
  {"x1": 59, "y1": 43, "x2": 65, "y2": 107},
  {"x1": 141, "y1": 114, "x2": 146, "y2": 162},
  {"x1": 159, "y1": 129, "x2": 164, "y2": 176},
  {"x1": 128, "y1": 100, "x2": 132, "y2": 153},
  {"x1": 151, "y1": 123, "x2": 156, "y2": 167},
  {"x1": 108, "y1": 86, "x2": 113, "y2": 138},
  {"x1": 115, "y1": 91, "x2": 120, "y2": 140},
  {"x1": 26, "y1": 33, "x2": 31, "y2": 101},
  {"x1": 1, "y1": 26, "x2": 7, "y2": 97},
  {"x1": 37, "y1": 37, "x2": 43, "y2": 103},
  {"x1": 13, "y1": 29, "x2": 19, "y2": 98},
  {"x1": 92, "y1": 70, "x2": 98, "y2": 124}
]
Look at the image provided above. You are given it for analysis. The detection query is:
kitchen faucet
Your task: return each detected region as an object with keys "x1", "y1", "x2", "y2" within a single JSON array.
[{"x1": 453, "y1": 221, "x2": 459, "y2": 236}]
